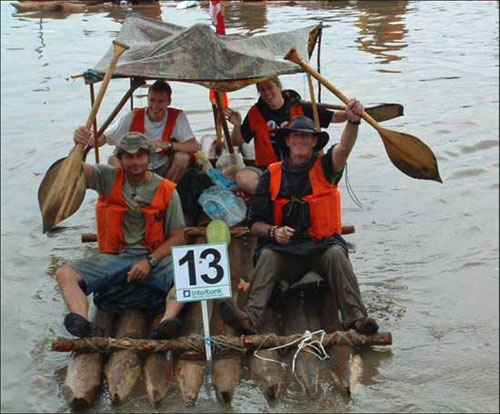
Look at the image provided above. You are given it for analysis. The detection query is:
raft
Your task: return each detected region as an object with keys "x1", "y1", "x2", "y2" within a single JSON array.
[
  {"x1": 45, "y1": 18, "x2": 395, "y2": 408},
  {"x1": 54, "y1": 224, "x2": 392, "y2": 408}
]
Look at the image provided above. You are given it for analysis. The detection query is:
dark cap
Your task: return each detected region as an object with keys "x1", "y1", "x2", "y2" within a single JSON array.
[
  {"x1": 114, "y1": 132, "x2": 153, "y2": 157},
  {"x1": 275, "y1": 115, "x2": 329, "y2": 152}
]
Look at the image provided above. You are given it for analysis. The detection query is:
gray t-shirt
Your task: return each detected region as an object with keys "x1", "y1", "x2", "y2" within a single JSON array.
[{"x1": 88, "y1": 164, "x2": 185, "y2": 251}]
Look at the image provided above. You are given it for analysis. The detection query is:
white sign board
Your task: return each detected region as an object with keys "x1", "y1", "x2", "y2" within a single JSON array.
[{"x1": 172, "y1": 243, "x2": 232, "y2": 303}]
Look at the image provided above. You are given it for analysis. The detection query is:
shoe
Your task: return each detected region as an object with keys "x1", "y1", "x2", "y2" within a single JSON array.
[
  {"x1": 220, "y1": 300, "x2": 256, "y2": 335},
  {"x1": 64, "y1": 313, "x2": 103, "y2": 338},
  {"x1": 352, "y1": 317, "x2": 379, "y2": 335},
  {"x1": 151, "y1": 317, "x2": 183, "y2": 340}
]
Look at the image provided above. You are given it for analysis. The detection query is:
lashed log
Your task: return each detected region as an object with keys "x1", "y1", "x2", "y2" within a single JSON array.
[
  {"x1": 211, "y1": 300, "x2": 241, "y2": 404},
  {"x1": 249, "y1": 307, "x2": 285, "y2": 402},
  {"x1": 52, "y1": 331, "x2": 392, "y2": 353},
  {"x1": 62, "y1": 310, "x2": 115, "y2": 409},
  {"x1": 282, "y1": 288, "x2": 323, "y2": 395},
  {"x1": 176, "y1": 302, "x2": 205, "y2": 407},
  {"x1": 316, "y1": 286, "x2": 354, "y2": 395},
  {"x1": 104, "y1": 309, "x2": 148, "y2": 405},
  {"x1": 144, "y1": 313, "x2": 175, "y2": 407}
]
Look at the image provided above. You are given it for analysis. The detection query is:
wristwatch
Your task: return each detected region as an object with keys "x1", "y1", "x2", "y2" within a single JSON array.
[
  {"x1": 348, "y1": 119, "x2": 361, "y2": 125},
  {"x1": 146, "y1": 255, "x2": 159, "y2": 268}
]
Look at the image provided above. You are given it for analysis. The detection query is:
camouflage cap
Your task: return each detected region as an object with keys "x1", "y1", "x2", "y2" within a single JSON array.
[{"x1": 114, "y1": 132, "x2": 153, "y2": 157}]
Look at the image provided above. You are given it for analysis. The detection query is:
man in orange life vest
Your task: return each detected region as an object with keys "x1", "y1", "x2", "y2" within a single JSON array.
[
  {"x1": 56, "y1": 133, "x2": 186, "y2": 339},
  {"x1": 220, "y1": 105, "x2": 379, "y2": 336},
  {"x1": 74, "y1": 80, "x2": 199, "y2": 183},
  {"x1": 222, "y1": 75, "x2": 349, "y2": 194}
]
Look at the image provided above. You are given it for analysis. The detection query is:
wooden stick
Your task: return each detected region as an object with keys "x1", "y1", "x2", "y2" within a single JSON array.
[
  {"x1": 52, "y1": 331, "x2": 392, "y2": 353},
  {"x1": 89, "y1": 83, "x2": 100, "y2": 164},
  {"x1": 215, "y1": 91, "x2": 234, "y2": 154},
  {"x1": 307, "y1": 74, "x2": 320, "y2": 131},
  {"x1": 81, "y1": 225, "x2": 355, "y2": 243}
]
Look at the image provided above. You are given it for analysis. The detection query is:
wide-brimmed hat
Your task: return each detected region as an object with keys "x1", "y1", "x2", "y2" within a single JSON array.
[
  {"x1": 114, "y1": 132, "x2": 153, "y2": 157},
  {"x1": 275, "y1": 116, "x2": 329, "y2": 152}
]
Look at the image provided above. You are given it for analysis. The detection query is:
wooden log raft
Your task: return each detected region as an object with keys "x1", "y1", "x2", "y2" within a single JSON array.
[{"x1": 52, "y1": 331, "x2": 392, "y2": 353}]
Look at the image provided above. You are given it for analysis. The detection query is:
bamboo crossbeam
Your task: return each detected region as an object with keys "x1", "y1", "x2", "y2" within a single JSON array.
[{"x1": 52, "y1": 331, "x2": 391, "y2": 353}]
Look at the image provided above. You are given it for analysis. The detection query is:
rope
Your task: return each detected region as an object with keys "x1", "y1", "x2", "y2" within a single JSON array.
[
  {"x1": 253, "y1": 330, "x2": 330, "y2": 373},
  {"x1": 344, "y1": 163, "x2": 365, "y2": 209}
]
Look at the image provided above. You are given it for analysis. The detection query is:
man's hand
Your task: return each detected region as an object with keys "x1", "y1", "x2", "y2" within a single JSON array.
[
  {"x1": 274, "y1": 226, "x2": 295, "y2": 245},
  {"x1": 150, "y1": 140, "x2": 167, "y2": 151},
  {"x1": 346, "y1": 99, "x2": 364, "y2": 122},
  {"x1": 73, "y1": 126, "x2": 97, "y2": 147},
  {"x1": 126, "y1": 258, "x2": 151, "y2": 283},
  {"x1": 222, "y1": 108, "x2": 242, "y2": 127}
]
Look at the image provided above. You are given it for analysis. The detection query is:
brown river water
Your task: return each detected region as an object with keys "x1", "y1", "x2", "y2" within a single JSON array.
[{"x1": 1, "y1": 1, "x2": 498, "y2": 412}]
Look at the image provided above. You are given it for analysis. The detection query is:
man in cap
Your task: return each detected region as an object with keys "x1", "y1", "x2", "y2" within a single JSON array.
[
  {"x1": 220, "y1": 101, "x2": 379, "y2": 335},
  {"x1": 56, "y1": 132, "x2": 186, "y2": 339}
]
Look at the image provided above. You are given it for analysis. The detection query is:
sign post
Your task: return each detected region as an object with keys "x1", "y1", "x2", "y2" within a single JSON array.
[{"x1": 172, "y1": 242, "x2": 232, "y2": 367}]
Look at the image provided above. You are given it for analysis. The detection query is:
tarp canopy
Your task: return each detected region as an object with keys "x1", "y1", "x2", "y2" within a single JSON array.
[{"x1": 93, "y1": 17, "x2": 321, "y2": 92}]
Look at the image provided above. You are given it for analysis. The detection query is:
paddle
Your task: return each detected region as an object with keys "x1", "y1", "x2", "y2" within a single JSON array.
[
  {"x1": 38, "y1": 40, "x2": 129, "y2": 233},
  {"x1": 285, "y1": 47, "x2": 442, "y2": 183},
  {"x1": 297, "y1": 100, "x2": 404, "y2": 123},
  {"x1": 38, "y1": 78, "x2": 143, "y2": 233}
]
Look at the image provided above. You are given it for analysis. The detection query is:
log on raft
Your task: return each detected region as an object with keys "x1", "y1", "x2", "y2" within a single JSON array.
[
  {"x1": 210, "y1": 300, "x2": 242, "y2": 404},
  {"x1": 52, "y1": 331, "x2": 392, "y2": 353},
  {"x1": 281, "y1": 287, "x2": 324, "y2": 396},
  {"x1": 104, "y1": 309, "x2": 149, "y2": 405},
  {"x1": 249, "y1": 307, "x2": 285, "y2": 402},
  {"x1": 144, "y1": 313, "x2": 175, "y2": 407},
  {"x1": 62, "y1": 310, "x2": 115, "y2": 409}
]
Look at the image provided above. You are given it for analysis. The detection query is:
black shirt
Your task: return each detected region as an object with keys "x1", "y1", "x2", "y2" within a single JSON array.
[
  {"x1": 240, "y1": 90, "x2": 334, "y2": 161},
  {"x1": 248, "y1": 147, "x2": 348, "y2": 262}
]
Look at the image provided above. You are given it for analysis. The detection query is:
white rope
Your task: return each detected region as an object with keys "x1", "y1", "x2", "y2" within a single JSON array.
[{"x1": 253, "y1": 330, "x2": 330, "y2": 372}]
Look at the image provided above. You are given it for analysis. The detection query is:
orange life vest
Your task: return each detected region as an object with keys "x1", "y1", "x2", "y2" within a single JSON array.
[
  {"x1": 268, "y1": 157, "x2": 342, "y2": 240},
  {"x1": 247, "y1": 104, "x2": 305, "y2": 167},
  {"x1": 130, "y1": 107, "x2": 181, "y2": 143},
  {"x1": 96, "y1": 168, "x2": 176, "y2": 254}
]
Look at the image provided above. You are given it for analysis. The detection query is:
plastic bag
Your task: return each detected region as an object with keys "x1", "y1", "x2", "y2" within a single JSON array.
[{"x1": 199, "y1": 185, "x2": 247, "y2": 227}]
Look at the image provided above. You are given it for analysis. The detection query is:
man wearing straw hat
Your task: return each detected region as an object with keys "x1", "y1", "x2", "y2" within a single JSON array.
[
  {"x1": 220, "y1": 102, "x2": 379, "y2": 336},
  {"x1": 55, "y1": 132, "x2": 185, "y2": 339}
]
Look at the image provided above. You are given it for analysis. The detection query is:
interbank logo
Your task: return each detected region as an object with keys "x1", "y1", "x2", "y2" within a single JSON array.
[{"x1": 183, "y1": 290, "x2": 191, "y2": 298}]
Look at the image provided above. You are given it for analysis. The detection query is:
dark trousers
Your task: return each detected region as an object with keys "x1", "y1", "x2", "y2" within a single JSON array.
[{"x1": 244, "y1": 246, "x2": 368, "y2": 328}]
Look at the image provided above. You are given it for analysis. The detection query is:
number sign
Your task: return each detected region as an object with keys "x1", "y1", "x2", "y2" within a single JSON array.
[{"x1": 172, "y1": 243, "x2": 232, "y2": 302}]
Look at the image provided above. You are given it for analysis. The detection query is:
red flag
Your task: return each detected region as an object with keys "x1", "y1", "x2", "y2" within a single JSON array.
[
  {"x1": 209, "y1": 0, "x2": 226, "y2": 35},
  {"x1": 209, "y1": 0, "x2": 228, "y2": 107}
]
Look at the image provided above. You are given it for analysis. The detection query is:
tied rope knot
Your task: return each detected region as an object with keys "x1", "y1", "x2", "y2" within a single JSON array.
[{"x1": 253, "y1": 330, "x2": 329, "y2": 372}]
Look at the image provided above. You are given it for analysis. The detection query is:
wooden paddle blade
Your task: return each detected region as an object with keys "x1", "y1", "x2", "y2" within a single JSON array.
[
  {"x1": 365, "y1": 104, "x2": 404, "y2": 123},
  {"x1": 378, "y1": 126, "x2": 442, "y2": 183},
  {"x1": 38, "y1": 147, "x2": 86, "y2": 232}
]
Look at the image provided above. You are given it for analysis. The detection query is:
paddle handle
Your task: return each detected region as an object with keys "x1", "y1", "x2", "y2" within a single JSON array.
[
  {"x1": 84, "y1": 40, "x2": 129, "y2": 132},
  {"x1": 285, "y1": 47, "x2": 380, "y2": 131},
  {"x1": 306, "y1": 74, "x2": 320, "y2": 131}
]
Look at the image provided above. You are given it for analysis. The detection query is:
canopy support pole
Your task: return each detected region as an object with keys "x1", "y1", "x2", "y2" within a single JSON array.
[{"x1": 215, "y1": 91, "x2": 234, "y2": 154}]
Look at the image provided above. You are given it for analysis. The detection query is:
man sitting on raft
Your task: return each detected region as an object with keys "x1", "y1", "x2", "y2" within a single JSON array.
[
  {"x1": 222, "y1": 75, "x2": 349, "y2": 194},
  {"x1": 74, "y1": 80, "x2": 199, "y2": 183},
  {"x1": 56, "y1": 133, "x2": 185, "y2": 339},
  {"x1": 220, "y1": 106, "x2": 379, "y2": 335}
]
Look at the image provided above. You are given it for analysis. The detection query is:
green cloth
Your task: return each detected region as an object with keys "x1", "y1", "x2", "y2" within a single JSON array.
[{"x1": 87, "y1": 164, "x2": 185, "y2": 251}]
